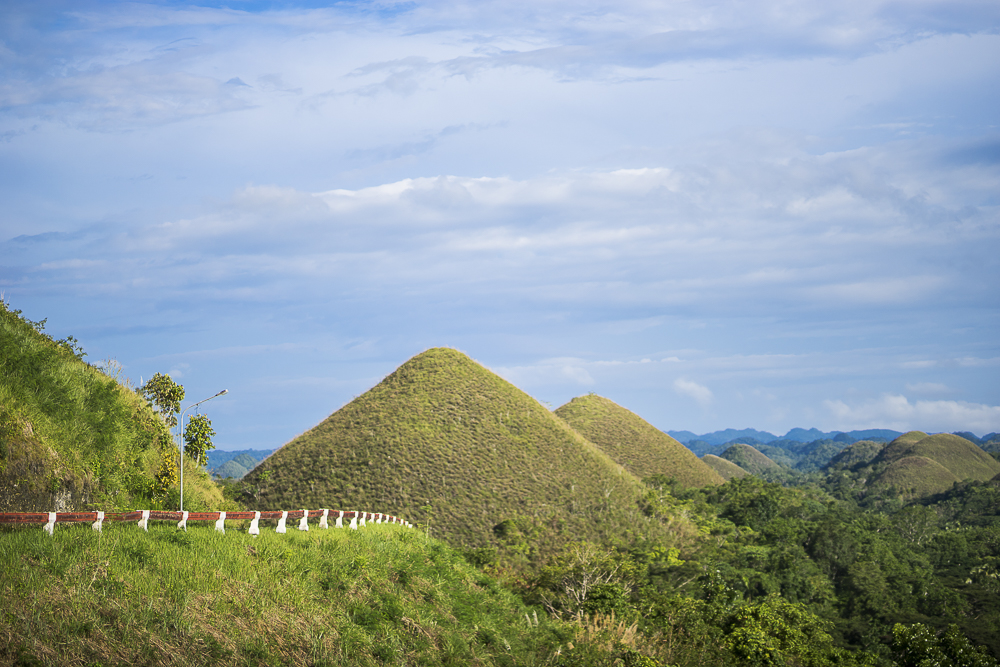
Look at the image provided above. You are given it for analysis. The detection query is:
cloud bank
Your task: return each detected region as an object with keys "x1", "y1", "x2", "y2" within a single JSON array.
[{"x1": 1, "y1": 0, "x2": 998, "y2": 444}]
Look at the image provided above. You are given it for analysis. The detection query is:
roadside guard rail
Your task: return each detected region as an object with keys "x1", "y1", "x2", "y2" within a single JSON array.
[{"x1": 0, "y1": 509, "x2": 412, "y2": 536}]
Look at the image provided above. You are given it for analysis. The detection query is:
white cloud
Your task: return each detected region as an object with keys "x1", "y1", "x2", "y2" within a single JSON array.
[
  {"x1": 904, "y1": 382, "x2": 951, "y2": 396},
  {"x1": 494, "y1": 357, "x2": 595, "y2": 384},
  {"x1": 674, "y1": 378, "x2": 714, "y2": 408},
  {"x1": 824, "y1": 395, "x2": 1000, "y2": 434}
]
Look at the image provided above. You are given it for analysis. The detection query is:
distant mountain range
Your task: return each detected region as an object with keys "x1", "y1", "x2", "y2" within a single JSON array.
[
  {"x1": 667, "y1": 427, "x2": 905, "y2": 446},
  {"x1": 206, "y1": 448, "x2": 275, "y2": 480}
]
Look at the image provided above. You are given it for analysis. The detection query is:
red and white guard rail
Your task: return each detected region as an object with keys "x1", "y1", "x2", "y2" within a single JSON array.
[{"x1": 0, "y1": 509, "x2": 413, "y2": 536}]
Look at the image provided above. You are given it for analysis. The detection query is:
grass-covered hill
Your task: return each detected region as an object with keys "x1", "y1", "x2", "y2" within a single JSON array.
[
  {"x1": 867, "y1": 432, "x2": 1000, "y2": 497},
  {"x1": 701, "y1": 454, "x2": 749, "y2": 481},
  {"x1": 719, "y1": 443, "x2": 783, "y2": 478},
  {"x1": 870, "y1": 456, "x2": 962, "y2": 497},
  {"x1": 241, "y1": 348, "x2": 696, "y2": 551},
  {"x1": 0, "y1": 301, "x2": 217, "y2": 512},
  {"x1": 825, "y1": 440, "x2": 887, "y2": 473},
  {"x1": 553, "y1": 394, "x2": 724, "y2": 488}
]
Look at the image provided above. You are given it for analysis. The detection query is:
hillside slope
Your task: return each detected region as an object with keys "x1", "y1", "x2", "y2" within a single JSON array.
[
  {"x1": 701, "y1": 454, "x2": 750, "y2": 481},
  {"x1": 0, "y1": 301, "x2": 223, "y2": 512},
  {"x1": 0, "y1": 522, "x2": 568, "y2": 667},
  {"x1": 720, "y1": 444, "x2": 783, "y2": 478},
  {"x1": 243, "y1": 348, "x2": 695, "y2": 550},
  {"x1": 554, "y1": 394, "x2": 724, "y2": 488}
]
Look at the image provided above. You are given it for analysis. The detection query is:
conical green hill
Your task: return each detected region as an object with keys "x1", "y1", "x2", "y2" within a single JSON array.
[
  {"x1": 892, "y1": 431, "x2": 929, "y2": 446},
  {"x1": 554, "y1": 394, "x2": 723, "y2": 487},
  {"x1": 870, "y1": 456, "x2": 962, "y2": 498},
  {"x1": 824, "y1": 440, "x2": 887, "y2": 472},
  {"x1": 874, "y1": 432, "x2": 1000, "y2": 484},
  {"x1": 720, "y1": 444, "x2": 781, "y2": 477},
  {"x1": 701, "y1": 454, "x2": 749, "y2": 481},
  {"x1": 243, "y1": 348, "x2": 695, "y2": 549}
]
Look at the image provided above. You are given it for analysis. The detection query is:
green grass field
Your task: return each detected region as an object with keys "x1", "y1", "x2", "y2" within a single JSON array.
[{"x1": 0, "y1": 521, "x2": 572, "y2": 666}]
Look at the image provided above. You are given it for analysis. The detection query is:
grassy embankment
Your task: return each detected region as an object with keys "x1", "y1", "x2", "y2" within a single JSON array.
[
  {"x1": 0, "y1": 521, "x2": 580, "y2": 666},
  {"x1": 0, "y1": 299, "x2": 223, "y2": 512}
]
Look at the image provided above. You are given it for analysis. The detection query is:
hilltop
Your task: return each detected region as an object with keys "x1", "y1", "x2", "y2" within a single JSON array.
[
  {"x1": 868, "y1": 432, "x2": 1000, "y2": 497},
  {"x1": 242, "y1": 348, "x2": 696, "y2": 551},
  {"x1": 554, "y1": 394, "x2": 724, "y2": 488}
]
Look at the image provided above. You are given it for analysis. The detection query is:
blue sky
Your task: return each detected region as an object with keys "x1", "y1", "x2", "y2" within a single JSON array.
[{"x1": 2, "y1": 0, "x2": 999, "y2": 449}]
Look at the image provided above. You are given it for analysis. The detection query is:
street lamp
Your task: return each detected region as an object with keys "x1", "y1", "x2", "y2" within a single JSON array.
[{"x1": 178, "y1": 389, "x2": 228, "y2": 512}]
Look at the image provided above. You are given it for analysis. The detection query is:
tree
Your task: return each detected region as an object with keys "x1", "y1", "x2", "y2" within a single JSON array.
[
  {"x1": 892, "y1": 623, "x2": 999, "y2": 667},
  {"x1": 183, "y1": 413, "x2": 216, "y2": 466},
  {"x1": 139, "y1": 373, "x2": 185, "y2": 428}
]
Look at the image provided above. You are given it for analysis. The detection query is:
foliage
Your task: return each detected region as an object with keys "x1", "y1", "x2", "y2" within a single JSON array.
[
  {"x1": 891, "y1": 623, "x2": 999, "y2": 667},
  {"x1": 184, "y1": 413, "x2": 217, "y2": 466},
  {"x1": 139, "y1": 372, "x2": 185, "y2": 429}
]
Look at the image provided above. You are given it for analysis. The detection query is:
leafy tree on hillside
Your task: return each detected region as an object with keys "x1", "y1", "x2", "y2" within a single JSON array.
[
  {"x1": 184, "y1": 413, "x2": 216, "y2": 466},
  {"x1": 139, "y1": 372, "x2": 185, "y2": 428}
]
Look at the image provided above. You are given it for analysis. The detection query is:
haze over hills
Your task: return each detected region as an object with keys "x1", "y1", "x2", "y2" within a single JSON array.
[
  {"x1": 554, "y1": 394, "x2": 724, "y2": 488},
  {"x1": 242, "y1": 348, "x2": 697, "y2": 550}
]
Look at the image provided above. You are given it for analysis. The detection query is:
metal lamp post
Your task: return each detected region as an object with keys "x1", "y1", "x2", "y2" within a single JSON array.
[{"x1": 178, "y1": 389, "x2": 228, "y2": 512}]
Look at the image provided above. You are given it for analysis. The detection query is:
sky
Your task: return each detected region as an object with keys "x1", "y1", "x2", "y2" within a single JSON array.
[{"x1": 2, "y1": 0, "x2": 999, "y2": 450}]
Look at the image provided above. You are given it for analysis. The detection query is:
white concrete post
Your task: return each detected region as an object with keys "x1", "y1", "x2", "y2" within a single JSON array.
[
  {"x1": 214, "y1": 511, "x2": 227, "y2": 533},
  {"x1": 319, "y1": 509, "x2": 329, "y2": 529},
  {"x1": 177, "y1": 510, "x2": 188, "y2": 531},
  {"x1": 349, "y1": 512, "x2": 358, "y2": 530},
  {"x1": 44, "y1": 512, "x2": 57, "y2": 536},
  {"x1": 360, "y1": 511, "x2": 367, "y2": 527},
  {"x1": 335, "y1": 510, "x2": 344, "y2": 528},
  {"x1": 298, "y1": 509, "x2": 309, "y2": 531},
  {"x1": 249, "y1": 511, "x2": 261, "y2": 536},
  {"x1": 92, "y1": 511, "x2": 105, "y2": 533},
  {"x1": 138, "y1": 510, "x2": 150, "y2": 531},
  {"x1": 276, "y1": 510, "x2": 288, "y2": 534}
]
